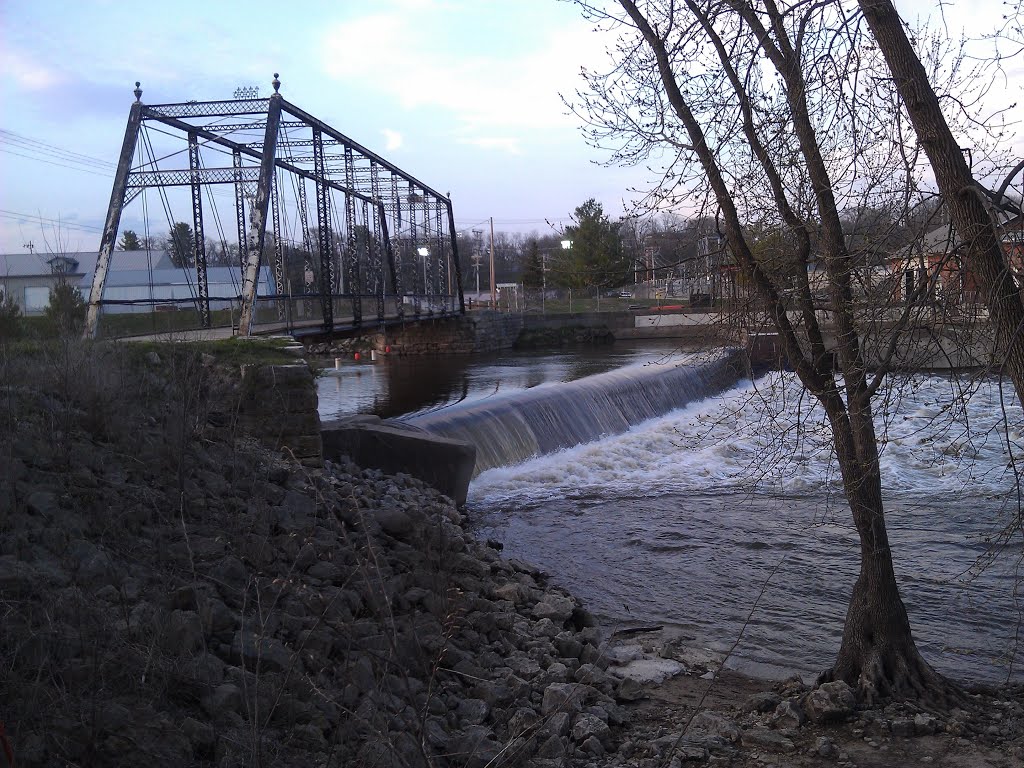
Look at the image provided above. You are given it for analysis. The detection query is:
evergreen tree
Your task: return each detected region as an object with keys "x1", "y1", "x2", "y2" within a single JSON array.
[
  {"x1": 521, "y1": 240, "x2": 545, "y2": 289},
  {"x1": 0, "y1": 289, "x2": 22, "y2": 341},
  {"x1": 44, "y1": 282, "x2": 87, "y2": 337},
  {"x1": 119, "y1": 230, "x2": 142, "y2": 251},
  {"x1": 561, "y1": 199, "x2": 628, "y2": 290},
  {"x1": 166, "y1": 222, "x2": 195, "y2": 267}
]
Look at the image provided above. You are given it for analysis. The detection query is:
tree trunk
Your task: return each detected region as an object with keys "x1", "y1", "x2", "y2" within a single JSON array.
[
  {"x1": 828, "y1": 477, "x2": 948, "y2": 704},
  {"x1": 859, "y1": 0, "x2": 1024, "y2": 400},
  {"x1": 822, "y1": 398, "x2": 961, "y2": 706}
]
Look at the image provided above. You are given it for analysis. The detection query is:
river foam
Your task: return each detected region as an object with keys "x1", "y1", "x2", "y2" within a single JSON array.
[{"x1": 469, "y1": 372, "x2": 1023, "y2": 683}]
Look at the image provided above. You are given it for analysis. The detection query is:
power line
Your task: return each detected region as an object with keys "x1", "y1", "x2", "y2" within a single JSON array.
[
  {"x1": 0, "y1": 148, "x2": 114, "y2": 178},
  {"x1": 0, "y1": 140, "x2": 112, "y2": 171},
  {"x1": 0, "y1": 128, "x2": 116, "y2": 170},
  {"x1": 0, "y1": 208, "x2": 103, "y2": 233}
]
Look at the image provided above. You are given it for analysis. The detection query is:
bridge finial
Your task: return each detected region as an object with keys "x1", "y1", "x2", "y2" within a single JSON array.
[
  {"x1": 133, "y1": 81, "x2": 142, "y2": 102},
  {"x1": 272, "y1": 73, "x2": 281, "y2": 93}
]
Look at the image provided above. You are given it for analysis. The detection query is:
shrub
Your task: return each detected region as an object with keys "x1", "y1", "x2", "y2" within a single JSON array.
[
  {"x1": 43, "y1": 282, "x2": 87, "y2": 337},
  {"x1": 0, "y1": 289, "x2": 22, "y2": 340}
]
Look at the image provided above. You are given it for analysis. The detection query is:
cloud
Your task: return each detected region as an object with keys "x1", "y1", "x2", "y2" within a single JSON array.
[
  {"x1": 2, "y1": 49, "x2": 63, "y2": 91},
  {"x1": 318, "y1": 3, "x2": 609, "y2": 142},
  {"x1": 382, "y1": 129, "x2": 404, "y2": 151},
  {"x1": 459, "y1": 136, "x2": 523, "y2": 155}
]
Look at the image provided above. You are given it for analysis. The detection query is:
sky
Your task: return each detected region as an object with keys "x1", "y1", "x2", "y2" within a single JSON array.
[{"x1": 1, "y1": 0, "x2": 1020, "y2": 256}]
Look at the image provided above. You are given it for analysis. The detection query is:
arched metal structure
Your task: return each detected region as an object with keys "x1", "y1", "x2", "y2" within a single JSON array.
[{"x1": 86, "y1": 75, "x2": 464, "y2": 337}]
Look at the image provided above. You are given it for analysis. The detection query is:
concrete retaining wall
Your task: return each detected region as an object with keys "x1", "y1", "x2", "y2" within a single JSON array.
[{"x1": 321, "y1": 416, "x2": 477, "y2": 506}]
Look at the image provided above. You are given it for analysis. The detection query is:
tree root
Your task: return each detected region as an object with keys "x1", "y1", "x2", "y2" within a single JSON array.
[{"x1": 819, "y1": 646, "x2": 971, "y2": 714}]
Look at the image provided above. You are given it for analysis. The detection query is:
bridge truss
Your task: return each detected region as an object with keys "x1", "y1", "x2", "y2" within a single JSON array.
[{"x1": 86, "y1": 75, "x2": 465, "y2": 337}]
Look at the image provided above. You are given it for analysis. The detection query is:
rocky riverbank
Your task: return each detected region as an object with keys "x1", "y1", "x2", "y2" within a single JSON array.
[{"x1": 2, "y1": 340, "x2": 1022, "y2": 767}]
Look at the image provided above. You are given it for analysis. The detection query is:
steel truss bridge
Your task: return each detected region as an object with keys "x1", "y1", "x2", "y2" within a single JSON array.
[{"x1": 86, "y1": 75, "x2": 464, "y2": 338}]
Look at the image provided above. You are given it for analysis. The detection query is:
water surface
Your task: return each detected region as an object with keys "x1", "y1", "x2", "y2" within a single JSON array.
[
  {"x1": 468, "y1": 372, "x2": 1022, "y2": 684},
  {"x1": 318, "y1": 350, "x2": 1023, "y2": 684},
  {"x1": 317, "y1": 340, "x2": 694, "y2": 420}
]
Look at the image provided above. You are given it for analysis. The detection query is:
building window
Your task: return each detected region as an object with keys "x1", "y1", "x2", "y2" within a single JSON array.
[{"x1": 25, "y1": 286, "x2": 50, "y2": 313}]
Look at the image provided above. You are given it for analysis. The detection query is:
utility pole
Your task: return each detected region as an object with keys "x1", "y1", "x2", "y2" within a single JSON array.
[
  {"x1": 472, "y1": 228, "x2": 483, "y2": 298},
  {"x1": 489, "y1": 217, "x2": 497, "y2": 310}
]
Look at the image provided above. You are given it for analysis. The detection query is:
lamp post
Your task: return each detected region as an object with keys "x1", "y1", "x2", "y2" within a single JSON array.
[
  {"x1": 417, "y1": 246, "x2": 429, "y2": 311},
  {"x1": 417, "y1": 246, "x2": 429, "y2": 290},
  {"x1": 560, "y1": 239, "x2": 572, "y2": 313}
]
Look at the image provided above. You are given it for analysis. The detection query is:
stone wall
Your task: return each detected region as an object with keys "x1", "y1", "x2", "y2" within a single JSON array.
[
  {"x1": 306, "y1": 312, "x2": 527, "y2": 357},
  {"x1": 383, "y1": 312, "x2": 525, "y2": 355},
  {"x1": 235, "y1": 363, "x2": 322, "y2": 467}
]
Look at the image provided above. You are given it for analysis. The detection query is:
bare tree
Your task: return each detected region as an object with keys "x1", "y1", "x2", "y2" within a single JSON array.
[
  {"x1": 858, "y1": 0, "x2": 1024, "y2": 404},
  {"x1": 572, "y1": 0, "x2": 1012, "y2": 704}
]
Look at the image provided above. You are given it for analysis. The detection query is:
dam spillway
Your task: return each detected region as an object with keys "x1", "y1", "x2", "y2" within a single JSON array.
[{"x1": 402, "y1": 348, "x2": 749, "y2": 476}]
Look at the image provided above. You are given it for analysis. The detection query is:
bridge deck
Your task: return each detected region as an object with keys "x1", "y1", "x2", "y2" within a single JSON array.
[{"x1": 116, "y1": 308, "x2": 462, "y2": 343}]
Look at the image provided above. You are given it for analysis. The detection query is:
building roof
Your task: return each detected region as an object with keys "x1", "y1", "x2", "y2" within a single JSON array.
[
  {"x1": 891, "y1": 208, "x2": 1021, "y2": 262},
  {"x1": 0, "y1": 250, "x2": 273, "y2": 300},
  {"x1": 0, "y1": 250, "x2": 177, "y2": 278}
]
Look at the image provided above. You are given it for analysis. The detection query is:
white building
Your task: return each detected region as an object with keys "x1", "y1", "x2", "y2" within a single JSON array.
[{"x1": 0, "y1": 250, "x2": 274, "y2": 315}]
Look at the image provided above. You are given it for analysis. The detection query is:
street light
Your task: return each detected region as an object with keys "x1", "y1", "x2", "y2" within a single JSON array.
[
  {"x1": 417, "y1": 246, "x2": 430, "y2": 308},
  {"x1": 560, "y1": 239, "x2": 572, "y2": 313}
]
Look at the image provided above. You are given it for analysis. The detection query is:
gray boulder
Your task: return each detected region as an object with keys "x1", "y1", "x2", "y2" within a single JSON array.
[
  {"x1": 689, "y1": 711, "x2": 741, "y2": 743},
  {"x1": 231, "y1": 630, "x2": 293, "y2": 672},
  {"x1": 571, "y1": 713, "x2": 611, "y2": 746},
  {"x1": 743, "y1": 691, "x2": 782, "y2": 713},
  {"x1": 804, "y1": 680, "x2": 856, "y2": 723},
  {"x1": 541, "y1": 682, "x2": 592, "y2": 716},
  {"x1": 531, "y1": 594, "x2": 576, "y2": 624},
  {"x1": 772, "y1": 698, "x2": 806, "y2": 728}
]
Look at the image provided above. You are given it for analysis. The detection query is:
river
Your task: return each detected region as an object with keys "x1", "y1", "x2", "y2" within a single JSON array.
[{"x1": 317, "y1": 343, "x2": 1022, "y2": 685}]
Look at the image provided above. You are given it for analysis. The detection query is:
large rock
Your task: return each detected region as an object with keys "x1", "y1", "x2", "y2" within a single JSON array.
[
  {"x1": 608, "y1": 657, "x2": 684, "y2": 684},
  {"x1": 322, "y1": 417, "x2": 476, "y2": 506},
  {"x1": 804, "y1": 681, "x2": 856, "y2": 723},
  {"x1": 531, "y1": 594, "x2": 576, "y2": 624},
  {"x1": 163, "y1": 610, "x2": 204, "y2": 655},
  {"x1": 772, "y1": 698, "x2": 806, "y2": 728},
  {"x1": 572, "y1": 713, "x2": 611, "y2": 746},
  {"x1": 743, "y1": 691, "x2": 782, "y2": 713},
  {"x1": 231, "y1": 630, "x2": 293, "y2": 672},
  {"x1": 448, "y1": 725, "x2": 503, "y2": 768},
  {"x1": 689, "y1": 711, "x2": 740, "y2": 743},
  {"x1": 0, "y1": 555, "x2": 35, "y2": 593},
  {"x1": 201, "y1": 683, "x2": 244, "y2": 718},
  {"x1": 541, "y1": 682, "x2": 592, "y2": 717},
  {"x1": 616, "y1": 677, "x2": 647, "y2": 702},
  {"x1": 457, "y1": 698, "x2": 490, "y2": 726}
]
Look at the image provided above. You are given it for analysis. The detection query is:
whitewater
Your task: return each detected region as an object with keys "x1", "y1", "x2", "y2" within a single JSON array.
[{"x1": 468, "y1": 371, "x2": 1023, "y2": 683}]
